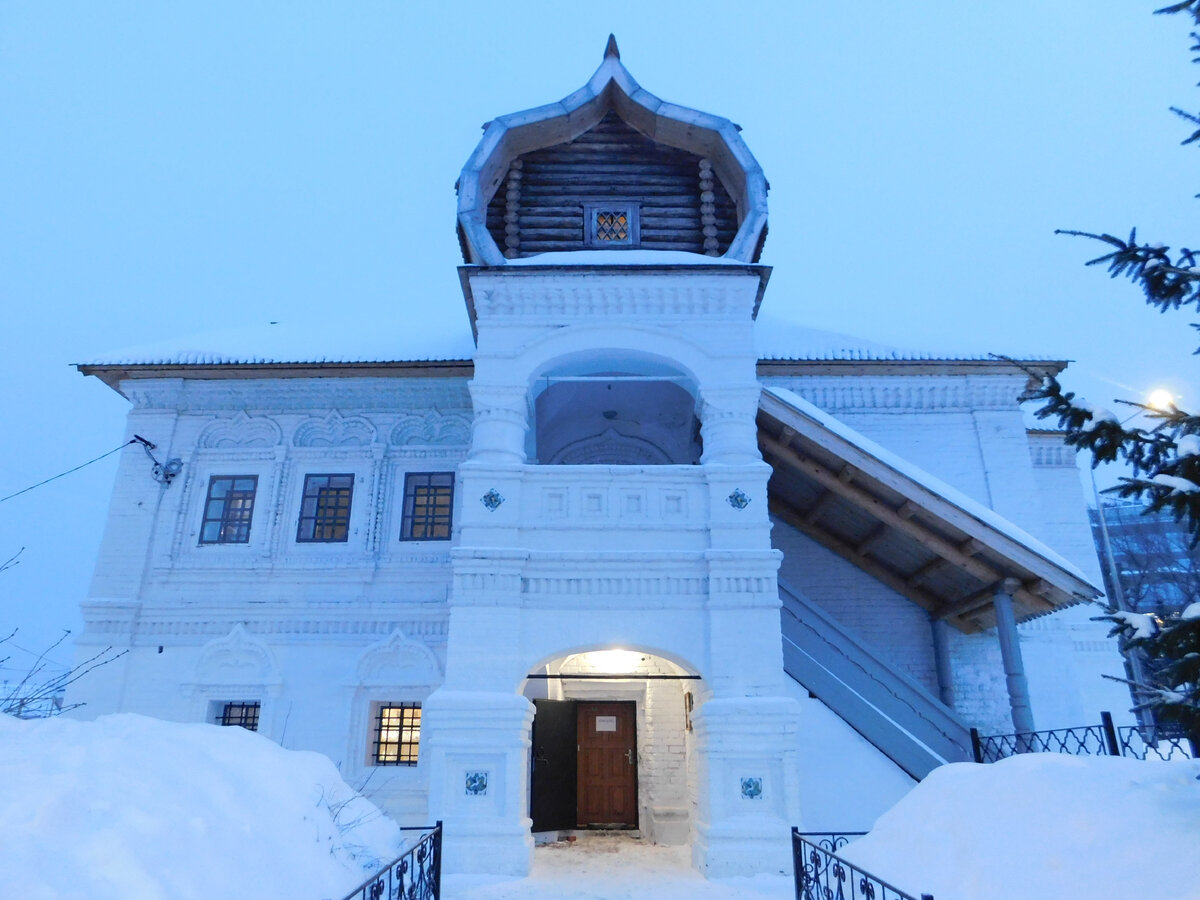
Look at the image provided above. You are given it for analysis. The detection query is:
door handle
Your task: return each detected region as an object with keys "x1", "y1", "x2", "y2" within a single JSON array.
[{"x1": 625, "y1": 749, "x2": 635, "y2": 766}]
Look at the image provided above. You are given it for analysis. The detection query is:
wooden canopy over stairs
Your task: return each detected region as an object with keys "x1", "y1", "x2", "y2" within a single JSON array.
[{"x1": 758, "y1": 387, "x2": 1100, "y2": 634}]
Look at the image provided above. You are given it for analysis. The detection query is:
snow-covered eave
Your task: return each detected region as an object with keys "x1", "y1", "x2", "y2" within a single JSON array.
[
  {"x1": 75, "y1": 359, "x2": 474, "y2": 396},
  {"x1": 455, "y1": 36, "x2": 767, "y2": 267},
  {"x1": 759, "y1": 386, "x2": 1101, "y2": 633},
  {"x1": 757, "y1": 358, "x2": 1069, "y2": 377}
]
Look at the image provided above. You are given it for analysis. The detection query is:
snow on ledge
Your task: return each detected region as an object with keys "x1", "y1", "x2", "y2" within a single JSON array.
[{"x1": 504, "y1": 249, "x2": 750, "y2": 266}]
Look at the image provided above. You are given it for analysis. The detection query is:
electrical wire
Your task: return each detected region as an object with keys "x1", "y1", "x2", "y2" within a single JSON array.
[{"x1": 0, "y1": 440, "x2": 135, "y2": 504}]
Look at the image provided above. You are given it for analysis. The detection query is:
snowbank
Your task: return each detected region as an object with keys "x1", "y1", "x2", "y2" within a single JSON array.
[
  {"x1": 0, "y1": 713, "x2": 403, "y2": 900},
  {"x1": 841, "y1": 754, "x2": 1200, "y2": 900}
]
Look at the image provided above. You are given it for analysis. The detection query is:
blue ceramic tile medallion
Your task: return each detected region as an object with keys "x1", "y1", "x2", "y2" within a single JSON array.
[
  {"x1": 480, "y1": 488, "x2": 505, "y2": 511},
  {"x1": 465, "y1": 771, "x2": 489, "y2": 796},
  {"x1": 726, "y1": 488, "x2": 751, "y2": 510},
  {"x1": 740, "y1": 776, "x2": 763, "y2": 799}
]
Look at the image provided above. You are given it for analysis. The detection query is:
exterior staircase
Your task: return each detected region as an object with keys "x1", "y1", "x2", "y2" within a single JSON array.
[{"x1": 779, "y1": 578, "x2": 972, "y2": 779}]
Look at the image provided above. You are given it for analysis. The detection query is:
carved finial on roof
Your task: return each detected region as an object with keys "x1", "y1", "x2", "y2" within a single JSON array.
[{"x1": 604, "y1": 34, "x2": 620, "y2": 60}]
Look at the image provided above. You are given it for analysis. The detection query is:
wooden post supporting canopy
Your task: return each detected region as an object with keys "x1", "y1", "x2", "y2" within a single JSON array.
[{"x1": 992, "y1": 577, "x2": 1035, "y2": 736}]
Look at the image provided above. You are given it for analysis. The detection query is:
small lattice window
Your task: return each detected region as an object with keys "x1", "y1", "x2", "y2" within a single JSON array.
[
  {"x1": 200, "y1": 475, "x2": 258, "y2": 544},
  {"x1": 373, "y1": 702, "x2": 421, "y2": 766},
  {"x1": 584, "y1": 202, "x2": 639, "y2": 247},
  {"x1": 400, "y1": 472, "x2": 454, "y2": 541},
  {"x1": 217, "y1": 701, "x2": 260, "y2": 731},
  {"x1": 296, "y1": 473, "x2": 354, "y2": 542}
]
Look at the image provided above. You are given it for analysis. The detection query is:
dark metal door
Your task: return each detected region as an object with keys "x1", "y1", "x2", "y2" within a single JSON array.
[
  {"x1": 530, "y1": 699, "x2": 578, "y2": 832},
  {"x1": 576, "y1": 701, "x2": 637, "y2": 827}
]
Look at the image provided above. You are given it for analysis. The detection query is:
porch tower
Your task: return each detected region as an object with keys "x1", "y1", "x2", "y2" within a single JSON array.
[{"x1": 424, "y1": 38, "x2": 802, "y2": 877}]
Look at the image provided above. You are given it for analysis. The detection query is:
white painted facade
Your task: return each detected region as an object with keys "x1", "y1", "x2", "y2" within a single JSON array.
[{"x1": 68, "y1": 42, "x2": 1128, "y2": 880}]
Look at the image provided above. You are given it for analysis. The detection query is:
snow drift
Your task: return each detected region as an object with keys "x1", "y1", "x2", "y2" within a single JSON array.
[
  {"x1": 841, "y1": 754, "x2": 1200, "y2": 900},
  {"x1": 0, "y1": 713, "x2": 403, "y2": 900}
]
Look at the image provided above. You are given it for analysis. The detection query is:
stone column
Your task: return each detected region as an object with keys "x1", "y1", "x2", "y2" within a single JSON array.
[
  {"x1": 466, "y1": 383, "x2": 528, "y2": 464},
  {"x1": 992, "y1": 577, "x2": 1035, "y2": 735},
  {"x1": 930, "y1": 617, "x2": 956, "y2": 709},
  {"x1": 698, "y1": 386, "x2": 763, "y2": 466}
]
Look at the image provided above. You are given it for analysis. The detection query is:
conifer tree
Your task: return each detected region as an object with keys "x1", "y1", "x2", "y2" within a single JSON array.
[{"x1": 1025, "y1": 2, "x2": 1200, "y2": 742}]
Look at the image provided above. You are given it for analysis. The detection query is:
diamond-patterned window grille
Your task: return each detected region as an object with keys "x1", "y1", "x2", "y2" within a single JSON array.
[
  {"x1": 595, "y1": 211, "x2": 629, "y2": 241},
  {"x1": 584, "y1": 202, "x2": 639, "y2": 247}
]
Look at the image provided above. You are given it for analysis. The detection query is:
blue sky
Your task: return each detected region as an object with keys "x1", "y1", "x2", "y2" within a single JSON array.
[{"x1": 2, "y1": 2, "x2": 1197, "y2": 669}]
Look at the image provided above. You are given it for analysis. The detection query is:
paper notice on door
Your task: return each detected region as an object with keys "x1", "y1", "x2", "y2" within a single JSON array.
[{"x1": 595, "y1": 715, "x2": 617, "y2": 732}]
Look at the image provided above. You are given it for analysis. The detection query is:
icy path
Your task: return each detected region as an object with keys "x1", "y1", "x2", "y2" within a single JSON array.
[{"x1": 442, "y1": 835, "x2": 794, "y2": 900}]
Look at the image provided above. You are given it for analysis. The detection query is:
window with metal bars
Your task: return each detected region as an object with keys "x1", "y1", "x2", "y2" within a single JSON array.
[
  {"x1": 584, "y1": 202, "x2": 639, "y2": 247},
  {"x1": 199, "y1": 476, "x2": 258, "y2": 544},
  {"x1": 372, "y1": 702, "x2": 421, "y2": 765},
  {"x1": 296, "y1": 473, "x2": 354, "y2": 542},
  {"x1": 217, "y1": 701, "x2": 260, "y2": 731},
  {"x1": 400, "y1": 472, "x2": 454, "y2": 541}
]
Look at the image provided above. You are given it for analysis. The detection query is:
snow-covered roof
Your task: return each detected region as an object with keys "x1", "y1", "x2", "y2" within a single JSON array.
[
  {"x1": 759, "y1": 386, "x2": 1100, "y2": 631},
  {"x1": 77, "y1": 316, "x2": 476, "y2": 368},
  {"x1": 753, "y1": 313, "x2": 1059, "y2": 364}
]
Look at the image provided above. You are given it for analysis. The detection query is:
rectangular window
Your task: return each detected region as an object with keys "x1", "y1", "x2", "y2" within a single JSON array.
[
  {"x1": 584, "y1": 202, "x2": 640, "y2": 247},
  {"x1": 373, "y1": 702, "x2": 421, "y2": 765},
  {"x1": 400, "y1": 472, "x2": 454, "y2": 541},
  {"x1": 296, "y1": 473, "x2": 354, "y2": 543},
  {"x1": 200, "y1": 475, "x2": 258, "y2": 544},
  {"x1": 217, "y1": 701, "x2": 260, "y2": 731}
]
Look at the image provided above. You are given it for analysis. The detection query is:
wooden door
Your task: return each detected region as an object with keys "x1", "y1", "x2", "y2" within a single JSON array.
[
  {"x1": 530, "y1": 700, "x2": 578, "y2": 832},
  {"x1": 576, "y1": 701, "x2": 637, "y2": 827}
]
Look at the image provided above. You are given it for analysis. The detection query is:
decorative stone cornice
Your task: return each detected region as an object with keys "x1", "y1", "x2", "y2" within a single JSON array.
[
  {"x1": 123, "y1": 376, "x2": 471, "y2": 412},
  {"x1": 761, "y1": 375, "x2": 1028, "y2": 413},
  {"x1": 81, "y1": 608, "x2": 449, "y2": 643},
  {"x1": 469, "y1": 275, "x2": 762, "y2": 322}
]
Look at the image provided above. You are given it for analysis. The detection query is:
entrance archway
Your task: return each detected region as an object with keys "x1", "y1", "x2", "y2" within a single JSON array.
[{"x1": 521, "y1": 648, "x2": 703, "y2": 846}]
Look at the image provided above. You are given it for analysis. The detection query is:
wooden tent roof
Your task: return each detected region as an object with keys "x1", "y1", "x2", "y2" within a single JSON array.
[
  {"x1": 456, "y1": 36, "x2": 768, "y2": 267},
  {"x1": 759, "y1": 387, "x2": 1101, "y2": 633}
]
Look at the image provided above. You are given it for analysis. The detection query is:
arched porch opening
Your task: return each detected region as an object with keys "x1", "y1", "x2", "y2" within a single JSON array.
[
  {"x1": 520, "y1": 646, "x2": 705, "y2": 847},
  {"x1": 528, "y1": 351, "x2": 702, "y2": 465}
]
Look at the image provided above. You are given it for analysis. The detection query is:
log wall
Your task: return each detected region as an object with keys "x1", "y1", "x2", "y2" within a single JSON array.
[{"x1": 486, "y1": 111, "x2": 739, "y2": 258}]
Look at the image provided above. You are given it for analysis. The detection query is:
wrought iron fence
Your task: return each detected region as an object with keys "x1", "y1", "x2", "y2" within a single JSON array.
[
  {"x1": 339, "y1": 822, "x2": 442, "y2": 900},
  {"x1": 970, "y1": 711, "x2": 1197, "y2": 763},
  {"x1": 792, "y1": 830, "x2": 933, "y2": 900},
  {"x1": 1117, "y1": 723, "x2": 1197, "y2": 761}
]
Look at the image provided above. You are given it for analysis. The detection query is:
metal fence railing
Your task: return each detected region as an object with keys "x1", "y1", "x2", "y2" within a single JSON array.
[
  {"x1": 339, "y1": 822, "x2": 442, "y2": 900},
  {"x1": 792, "y1": 830, "x2": 933, "y2": 900},
  {"x1": 970, "y1": 711, "x2": 1196, "y2": 763}
]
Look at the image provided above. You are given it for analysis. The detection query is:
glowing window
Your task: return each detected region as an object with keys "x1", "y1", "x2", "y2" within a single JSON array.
[{"x1": 373, "y1": 702, "x2": 421, "y2": 766}]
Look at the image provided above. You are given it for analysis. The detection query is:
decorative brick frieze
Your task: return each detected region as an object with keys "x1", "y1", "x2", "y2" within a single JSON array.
[
  {"x1": 761, "y1": 374, "x2": 1028, "y2": 413},
  {"x1": 123, "y1": 376, "x2": 472, "y2": 412},
  {"x1": 469, "y1": 275, "x2": 761, "y2": 321}
]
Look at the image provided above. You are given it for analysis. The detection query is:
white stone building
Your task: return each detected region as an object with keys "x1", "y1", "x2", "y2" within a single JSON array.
[{"x1": 68, "y1": 40, "x2": 1130, "y2": 878}]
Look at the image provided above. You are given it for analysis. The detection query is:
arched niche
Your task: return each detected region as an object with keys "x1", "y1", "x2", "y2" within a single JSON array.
[{"x1": 529, "y1": 351, "x2": 701, "y2": 465}]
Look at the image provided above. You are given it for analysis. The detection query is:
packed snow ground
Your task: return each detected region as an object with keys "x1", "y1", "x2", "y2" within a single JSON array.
[
  {"x1": 843, "y1": 754, "x2": 1200, "y2": 900},
  {"x1": 0, "y1": 713, "x2": 402, "y2": 900},
  {"x1": 3, "y1": 713, "x2": 1199, "y2": 899},
  {"x1": 444, "y1": 835, "x2": 792, "y2": 900}
]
